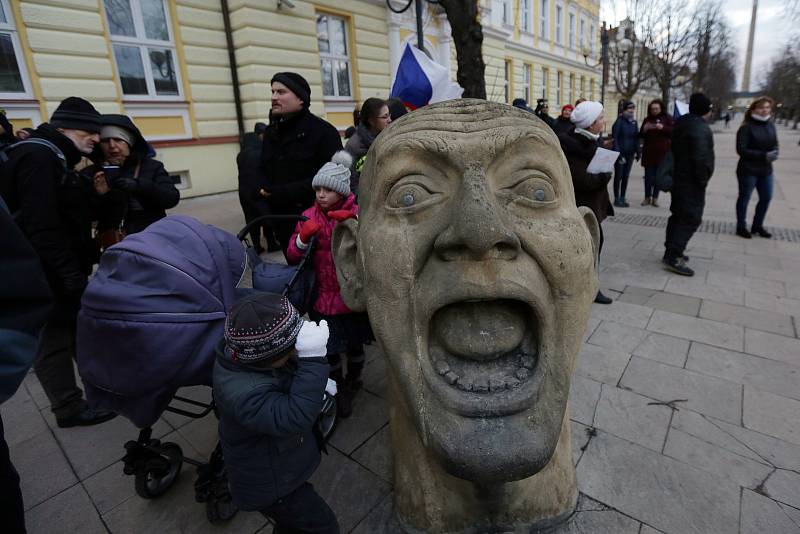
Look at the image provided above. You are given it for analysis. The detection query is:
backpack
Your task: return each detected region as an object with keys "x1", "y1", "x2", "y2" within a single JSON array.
[{"x1": 0, "y1": 138, "x2": 68, "y2": 217}]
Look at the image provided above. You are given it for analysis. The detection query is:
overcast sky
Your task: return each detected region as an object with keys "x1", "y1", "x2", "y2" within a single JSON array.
[{"x1": 601, "y1": 0, "x2": 794, "y2": 92}]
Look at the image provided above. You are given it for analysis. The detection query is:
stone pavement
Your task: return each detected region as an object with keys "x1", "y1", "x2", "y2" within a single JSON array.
[{"x1": 5, "y1": 125, "x2": 800, "y2": 534}]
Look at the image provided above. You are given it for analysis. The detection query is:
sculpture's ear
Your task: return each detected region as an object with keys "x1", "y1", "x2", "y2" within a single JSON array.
[
  {"x1": 332, "y1": 217, "x2": 366, "y2": 312},
  {"x1": 578, "y1": 206, "x2": 601, "y2": 270}
]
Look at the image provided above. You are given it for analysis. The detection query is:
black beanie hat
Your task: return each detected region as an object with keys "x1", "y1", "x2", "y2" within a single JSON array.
[
  {"x1": 622, "y1": 100, "x2": 636, "y2": 111},
  {"x1": 50, "y1": 97, "x2": 102, "y2": 134},
  {"x1": 271, "y1": 72, "x2": 311, "y2": 108},
  {"x1": 689, "y1": 93, "x2": 712, "y2": 116},
  {"x1": 224, "y1": 293, "x2": 303, "y2": 364}
]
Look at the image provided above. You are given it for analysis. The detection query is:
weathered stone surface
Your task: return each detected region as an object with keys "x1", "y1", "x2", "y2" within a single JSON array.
[
  {"x1": 592, "y1": 385, "x2": 672, "y2": 452},
  {"x1": 644, "y1": 291, "x2": 701, "y2": 317},
  {"x1": 686, "y1": 343, "x2": 800, "y2": 400},
  {"x1": 744, "y1": 329, "x2": 800, "y2": 367},
  {"x1": 740, "y1": 489, "x2": 800, "y2": 534},
  {"x1": 589, "y1": 301, "x2": 653, "y2": 329},
  {"x1": 646, "y1": 310, "x2": 744, "y2": 351},
  {"x1": 620, "y1": 356, "x2": 742, "y2": 424},
  {"x1": 351, "y1": 424, "x2": 392, "y2": 483},
  {"x1": 25, "y1": 484, "x2": 106, "y2": 534},
  {"x1": 743, "y1": 387, "x2": 800, "y2": 445},
  {"x1": 575, "y1": 342, "x2": 632, "y2": 385},
  {"x1": 764, "y1": 469, "x2": 800, "y2": 510},
  {"x1": 586, "y1": 320, "x2": 649, "y2": 354},
  {"x1": 707, "y1": 271, "x2": 786, "y2": 297},
  {"x1": 700, "y1": 300, "x2": 795, "y2": 337},
  {"x1": 670, "y1": 409, "x2": 765, "y2": 462},
  {"x1": 568, "y1": 375, "x2": 602, "y2": 426},
  {"x1": 632, "y1": 332, "x2": 690, "y2": 368},
  {"x1": 664, "y1": 276, "x2": 745, "y2": 306},
  {"x1": 663, "y1": 428, "x2": 773, "y2": 489}
]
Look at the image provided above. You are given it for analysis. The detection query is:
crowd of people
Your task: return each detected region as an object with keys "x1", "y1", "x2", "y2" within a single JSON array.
[{"x1": 0, "y1": 69, "x2": 783, "y2": 533}]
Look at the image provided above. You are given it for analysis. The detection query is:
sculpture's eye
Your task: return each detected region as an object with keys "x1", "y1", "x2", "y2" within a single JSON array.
[
  {"x1": 508, "y1": 177, "x2": 556, "y2": 205},
  {"x1": 387, "y1": 180, "x2": 437, "y2": 210}
]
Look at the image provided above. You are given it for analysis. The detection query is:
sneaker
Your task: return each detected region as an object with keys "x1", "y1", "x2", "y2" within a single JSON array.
[
  {"x1": 752, "y1": 227, "x2": 772, "y2": 238},
  {"x1": 614, "y1": 198, "x2": 625, "y2": 207},
  {"x1": 736, "y1": 228, "x2": 752, "y2": 239},
  {"x1": 651, "y1": 198, "x2": 659, "y2": 207},
  {"x1": 621, "y1": 198, "x2": 630, "y2": 207},
  {"x1": 641, "y1": 197, "x2": 651, "y2": 206},
  {"x1": 663, "y1": 257, "x2": 694, "y2": 276},
  {"x1": 594, "y1": 291, "x2": 612, "y2": 304}
]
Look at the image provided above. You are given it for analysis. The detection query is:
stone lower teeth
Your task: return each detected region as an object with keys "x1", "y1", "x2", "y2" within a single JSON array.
[{"x1": 433, "y1": 351, "x2": 535, "y2": 393}]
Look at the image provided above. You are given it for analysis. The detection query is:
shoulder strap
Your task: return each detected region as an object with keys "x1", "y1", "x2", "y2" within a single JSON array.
[{"x1": 0, "y1": 138, "x2": 67, "y2": 170}]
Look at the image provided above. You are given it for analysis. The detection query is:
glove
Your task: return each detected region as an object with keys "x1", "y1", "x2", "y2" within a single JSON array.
[
  {"x1": 295, "y1": 320, "x2": 329, "y2": 359},
  {"x1": 327, "y1": 210, "x2": 355, "y2": 222},
  {"x1": 115, "y1": 177, "x2": 138, "y2": 192},
  {"x1": 766, "y1": 150, "x2": 779, "y2": 162},
  {"x1": 619, "y1": 157, "x2": 627, "y2": 165},
  {"x1": 298, "y1": 220, "x2": 321, "y2": 244},
  {"x1": 325, "y1": 378, "x2": 337, "y2": 397}
]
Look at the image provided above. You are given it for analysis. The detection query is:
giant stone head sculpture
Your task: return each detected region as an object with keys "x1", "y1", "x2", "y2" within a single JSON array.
[{"x1": 333, "y1": 99, "x2": 600, "y2": 532}]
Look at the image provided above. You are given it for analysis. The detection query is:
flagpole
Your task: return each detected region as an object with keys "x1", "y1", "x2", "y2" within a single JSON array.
[{"x1": 415, "y1": 0, "x2": 425, "y2": 53}]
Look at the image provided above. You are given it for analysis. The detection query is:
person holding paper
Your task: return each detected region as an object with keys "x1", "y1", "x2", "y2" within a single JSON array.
[{"x1": 558, "y1": 100, "x2": 614, "y2": 305}]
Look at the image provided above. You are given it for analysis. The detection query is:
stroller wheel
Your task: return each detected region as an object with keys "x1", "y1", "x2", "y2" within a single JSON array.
[
  {"x1": 318, "y1": 394, "x2": 338, "y2": 440},
  {"x1": 206, "y1": 478, "x2": 238, "y2": 523},
  {"x1": 134, "y1": 442, "x2": 183, "y2": 499}
]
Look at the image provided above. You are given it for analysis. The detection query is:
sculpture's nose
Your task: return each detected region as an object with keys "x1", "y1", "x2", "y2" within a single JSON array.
[{"x1": 434, "y1": 164, "x2": 520, "y2": 262}]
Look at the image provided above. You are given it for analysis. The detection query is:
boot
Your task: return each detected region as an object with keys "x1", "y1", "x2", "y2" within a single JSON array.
[
  {"x1": 641, "y1": 197, "x2": 651, "y2": 206},
  {"x1": 651, "y1": 198, "x2": 660, "y2": 207},
  {"x1": 594, "y1": 291, "x2": 612, "y2": 305},
  {"x1": 336, "y1": 384, "x2": 354, "y2": 418},
  {"x1": 751, "y1": 226, "x2": 772, "y2": 238},
  {"x1": 736, "y1": 228, "x2": 752, "y2": 239}
]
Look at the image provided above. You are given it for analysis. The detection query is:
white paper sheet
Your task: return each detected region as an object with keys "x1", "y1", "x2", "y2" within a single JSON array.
[{"x1": 586, "y1": 147, "x2": 620, "y2": 174}]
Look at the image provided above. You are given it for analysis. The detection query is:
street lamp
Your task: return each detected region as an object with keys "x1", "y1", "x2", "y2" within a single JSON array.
[
  {"x1": 387, "y1": 0, "x2": 432, "y2": 55},
  {"x1": 583, "y1": 21, "x2": 609, "y2": 107}
]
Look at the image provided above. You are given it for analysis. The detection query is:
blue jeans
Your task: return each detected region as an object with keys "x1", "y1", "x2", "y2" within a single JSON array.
[
  {"x1": 644, "y1": 166, "x2": 659, "y2": 199},
  {"x1": 736, "y1": 174, "x2": 773, "y2": 230}
]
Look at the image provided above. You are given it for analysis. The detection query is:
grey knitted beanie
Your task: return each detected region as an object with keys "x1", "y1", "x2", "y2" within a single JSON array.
[{"x1": 312, "y1": 150, "x2": 353, "y2": 196}]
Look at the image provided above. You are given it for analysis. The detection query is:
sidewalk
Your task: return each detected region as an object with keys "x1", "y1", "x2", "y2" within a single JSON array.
[{"x1": 4, "y1": 125, "x2": 800, "y2": 534}]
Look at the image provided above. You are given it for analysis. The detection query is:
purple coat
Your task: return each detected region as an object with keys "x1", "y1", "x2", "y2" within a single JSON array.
[{"x1": 76, "y1": 215, "x2": 245, "y2": 428}]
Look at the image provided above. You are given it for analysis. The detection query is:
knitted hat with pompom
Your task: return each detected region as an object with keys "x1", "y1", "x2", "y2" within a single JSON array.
[{"x1": 312, "y1": 150, "x2": 353, "y2": 196}]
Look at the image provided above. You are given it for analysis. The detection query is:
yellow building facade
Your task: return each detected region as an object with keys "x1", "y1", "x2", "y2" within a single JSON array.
[{"x1": 0, "y1": 0, "x2": 599, "y2": 198}]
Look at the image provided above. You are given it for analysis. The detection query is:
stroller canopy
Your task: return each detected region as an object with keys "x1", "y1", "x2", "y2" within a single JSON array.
[{"x1": 77, "y1": 215, "x2": 246, "y2": 428}]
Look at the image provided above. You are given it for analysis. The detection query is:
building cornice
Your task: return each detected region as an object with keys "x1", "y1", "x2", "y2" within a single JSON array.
[{"x1": 506, "y1": 40, "x2": 599, "y2": 73}]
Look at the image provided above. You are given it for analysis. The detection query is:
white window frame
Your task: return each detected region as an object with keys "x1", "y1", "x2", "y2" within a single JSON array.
[
  {"x1": 520, "y1": 0, "x2": 531, "y2": 33},
  {"x1": 501, "y1": 0, "x2": 512, "y2": 26},
  {"x1": 541, "y1": 67, "x2": 548, "y2": 99},
  {"x1": 590, "y1": 24, "x2": 596, "y2": 55},
  {"x1": 568, "y1": 12, "x2": 575, "y2": 49},
  {"x1": 523, "y1": 63, "x2": 531, "y2": 103},
  {"x1": 555, "y1": 4, "x2": 563, "y2": 45},
  {"x1": 0, "y1": 0, "x2": 34, "y2": 99},
  {"x1": 569, "y1": 72, "x2": 575, "y2": 105},
  {"x1": 580, "y1": 18, "x2": 586, "y2": 50},
  {"x1": 556, "y1": 71, "x2": 562, "y2": 105},
  {"x1": 539, "y1": 0, "x2": 549, "y2": 39},
  {"x1": 503, "y1": 59, "x2": 510, "y2": 103},
  {"x1": 317, "y1": 13, "x2": 354, "y2": 100},
  {"x1": 104, "y1": 0, "x2": 183, "y2": 101}
]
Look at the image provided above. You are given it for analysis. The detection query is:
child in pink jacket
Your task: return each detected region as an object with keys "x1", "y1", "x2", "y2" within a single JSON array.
[{"x1": 286, "y1": 151, "x2": 372, "y2": 417}]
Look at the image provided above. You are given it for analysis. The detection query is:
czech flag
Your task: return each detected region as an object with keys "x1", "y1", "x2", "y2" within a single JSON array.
[{"x1": 390, "y1": 43, "x2": 463, "y2": 110}]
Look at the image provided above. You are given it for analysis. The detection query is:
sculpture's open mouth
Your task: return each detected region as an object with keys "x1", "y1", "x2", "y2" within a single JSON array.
[{"x1": 424, "y1": 298, "x2": 542, "y2": 417}]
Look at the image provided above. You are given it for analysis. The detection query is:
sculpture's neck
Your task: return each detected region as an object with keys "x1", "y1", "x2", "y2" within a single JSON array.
[{"x1": 389, "y1": 375, "x2": 577, "y2": 534}]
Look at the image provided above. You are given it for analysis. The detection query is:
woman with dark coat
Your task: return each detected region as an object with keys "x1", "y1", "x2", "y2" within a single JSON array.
[
  {"x1": 88, "y1": 114, "x2": 179, "y2": 235},
  {"x1": 344, "y1": 97, "x2": 391, "y2": 194},
  {"x1": 558, "y1": 100, "x2": 614, "y2": 305},
  {"x1": 735, "y1": 96, "x2": 779, "y2": 238},
  {"x1": 639, "y1": 99, "x2": 674, "y2": 207}
]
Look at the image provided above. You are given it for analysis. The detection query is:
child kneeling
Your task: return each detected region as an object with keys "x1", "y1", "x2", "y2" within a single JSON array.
[{"x1": 213, "y1": 292, "x2": 339, "y2": 533}]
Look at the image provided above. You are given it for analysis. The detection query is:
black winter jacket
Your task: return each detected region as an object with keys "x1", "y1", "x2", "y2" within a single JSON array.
[
  {"x1": 559, "y1": 130, "x2": 614, "y2": 223},
  {"x1": 736, "y1": 119, "x2": 778, "y2": 178},
  {"x1": 262, "y1": 109, "x2": 342, "y2": 214},
  {"x1": 213, "y1": 345, "x2": 329, "y2": 511},
  {"x1": 86, "y1": 156, "x2": 179, "y2": 235},
  {"x1": 672, "y1": 114, "x2": 715, "y2": 188},
  {"x1": 0, "y1": 124, "x2": 100, "y2": 297}
]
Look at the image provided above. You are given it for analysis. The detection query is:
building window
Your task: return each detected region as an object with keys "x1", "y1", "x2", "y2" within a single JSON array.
[
  {"x1": 0, "y1": 0, "x2": 32, "y2": 98},
  {"x1": 539, "y1": 0, "x2": 548, "y2": 39},
  {"x1": 590, "y1": 24, "x2": 596, "y2": 55},
  {"x1": 520, "y1": 0, "x2": 531, "y2": 32},
  {"x1": 569, "y1": 73, "x2": 575, "y2": 105},
  {"x1": 501, "y1": 0, "x2": 512, "y2": 26},
  {"x1": 556, "y1": 71, "x2": 562, "y2": 105},
  {"x1": 555, "y1": 5, "x2": 563, "y2": 45},
  {"x1": 580, "y1": 75, "x2": 585, "y2": 97},
  {"x1": 316, "y1": 13, "x2": 352, "y2": 99},
  {"x1": 568, "y1": 13, "x2": 575, "y2": 49},
  {"x1": 541, "y1": 67, "x2": 549, "y2": 99},
  {"x1": 504, "y1": 59, "x2": 511, "y2": 103},
  {"x1": 104, "y1": 0, "x2": 181, "y2": 98},
  {"x1": 580, "y1": 18, "x2": 586, "y2": 50},
  {"x1": 523, "y1": 63, "x2": 532, "y2": 103}
]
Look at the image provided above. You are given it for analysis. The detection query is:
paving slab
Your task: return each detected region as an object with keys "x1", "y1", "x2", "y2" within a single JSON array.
[
  {"x1": 686, "y1": 343, "x2": 800, "y2": 400},
  {"x1": 24, "y1": 484, "x2": 106, "y2": 534},
  {"x1": 571, "y1": 420, "x2": 591, "y2": 467},
  {"x1": 586, "y1": 320, "x2": 649, "y2": 354},
  {"x1": 700, "y1": 300, "x2": 795, "y2": 337},
  {"x1": 0, "y1": 386, "x2": 48, "y2": 447},
  {"x1": 713, "y1": 249, "x2": 782, "y2": 270},
  {"x1": 568, "y1": 375, "x2": 602, "y2": 426},
  {"x1": 23, "y1": 371, "x2": 50, "y2": 411},
  {"x1": 662, "y1": 427, "x2": 773, "y2": 489},
  {"x1": 746, "y1": 263, "x2": 800, "y2": 284},
  {"x1": 642, "y1": 291, "x2": 701, "y2": 317},
  {"x1": 740, "y1": 489, "x2": 800, "y2": 534},
  {"x1": 646, "y1": 310, "x2": 744, "y2": 351},
  {"x1": 350, "y1": 424, "x2": 392, "y2": 483},
  {"x1": 765, "y1": 469, "x2": 800, "y2": 510},
  {"x1": 663, "y1": 276, "x2": 745, "y2": 305},
  {"x1": 619, "y1": 356, "x2": 742, "y2": 424},
  {"x1": 575, "y1": 342, "x2": 632, "y2": 386},
  {"x1": 744, "y1": 329, "x2": 800, "y2": 367},
  {"x1": 361, "y1": 348, "x2": 389, "y2": 399},
  {"x1": 639, "y1": 526, "x2": 666, "y2": 534},
  {"x1": 577, "y1": 429, "x2": 740, "y2": 534},
  {"x1": 11, "y1": 429, "x2": 78, "y2": 511},
  {"x1": 592, "y1": 385, "x2": 672, "y2": 452},
  {"x1": 589, "y1": 300, "x2": 653, "y2": 329},
  {"x1": 743, "y1": 387, "x2": 800, "y2": 446},
  {"x1": 745, "y1": 290, "x2": 800, "y2": 317},
  {"x1": 582, "y1": 316, "x2": 601, "y2": 342},
  {"x1": 632, "y1": 332, "x2": 690, "y2": 368},
  {"x1": 707, "y1": 271, "x2": 786, "y2": 297},
  {"x1": 175, "y1": 412, "x2": 221, "y2": 458},
  {"x1": 328, "y1": 390, "x2": 389, "y2": 455}
]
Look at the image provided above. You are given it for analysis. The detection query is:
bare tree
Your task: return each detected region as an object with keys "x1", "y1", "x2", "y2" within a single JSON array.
[
  {"x1": 437, "y1": 0, "x2": 486, "y2": 99},
  {"x1": 642, "y1": 0, "x2": 696, "y2": 104},
  {"x1": 763, "y1": 44, "x2": 800, "y2": 128},
  {"x1": 607, "y1": 1, "x2": 654, "y2": 104},
  {"x1": 691, "y1": 1, "x2": 737, "y2": 111}
]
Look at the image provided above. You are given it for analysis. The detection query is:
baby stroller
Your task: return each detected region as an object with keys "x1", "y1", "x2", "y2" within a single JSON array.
[{"x1": 76, "y1": 214, "x2": 333, "y2": 522}]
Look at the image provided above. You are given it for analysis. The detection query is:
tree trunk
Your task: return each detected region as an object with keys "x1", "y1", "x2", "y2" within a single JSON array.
[{"x1": 439, "y1": 0, "x2": 486, "y2": 99}]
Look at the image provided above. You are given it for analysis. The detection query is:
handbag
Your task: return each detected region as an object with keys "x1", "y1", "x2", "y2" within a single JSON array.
[{"x1": 96, "y1": 161, "x2": 141, "y2": 251}]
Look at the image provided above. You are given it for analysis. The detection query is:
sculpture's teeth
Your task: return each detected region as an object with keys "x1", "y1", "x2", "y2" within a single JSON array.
[
  {"x1": 443, "y1": 371, "x2": 459, "y2": 385},
  {"x1": 488, "y1": 378, "x2": 505, "y2": 392},
  {"x1": 520, "y1": 355, "x2": 536, "y2": 369},
  {"x1": 515, "y1": 368, "x2": 530, "y2": 380},
  {"x1": 505, "y1": 376, "x2": 521, "y2": 389},
  {"x1": 434, "y1": 360, "x2": 450, "y2": 376}
]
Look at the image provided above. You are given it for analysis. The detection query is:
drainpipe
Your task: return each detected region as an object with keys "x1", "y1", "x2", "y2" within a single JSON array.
[{"x1": 221, "y1": 0, "x2": 245, "y2": 146}]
